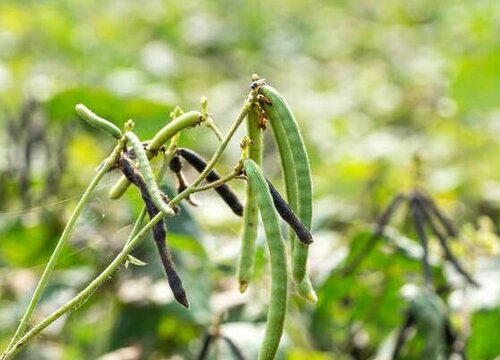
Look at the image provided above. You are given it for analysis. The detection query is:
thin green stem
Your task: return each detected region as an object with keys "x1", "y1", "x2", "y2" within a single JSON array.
[
  {"x1": 170, "y1": 92, "x2": 254, "y2": 204},
  {"x1": 192, "y1": 164, "x2": 243, "y2": 192},
  {"x1": 2, "y1": 94, "x2": 254, "y2": 359},
  {"x1": 5, "y1": 140, "x2": 125, "y2": 352},
  {"x1": 205, "y1": 117, "x2": 224, "y2": 142},
  {"x1": 126, "y1": 208, "x2": 147, "y2": 246},
  {"x1": 1, "y1": 211, "x2": 165, "y2": 360}
]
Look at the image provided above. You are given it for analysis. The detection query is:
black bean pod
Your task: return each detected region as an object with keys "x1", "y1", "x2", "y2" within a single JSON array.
[
  {"x1": 178, "y1": 148, "x2": 243, "y2": 216},
  {"x1": 416, "y1": 191, "x2": 459, "y2": 238},
  {"x1": 266, "y1": 179, "x2": 313, "y2": 245},
  {"x1": 169, "y1": 154, "x2": 183, "y2": 173},
  {"x1": 118, "y1": 155, "x2": 189, "y2": 308}
]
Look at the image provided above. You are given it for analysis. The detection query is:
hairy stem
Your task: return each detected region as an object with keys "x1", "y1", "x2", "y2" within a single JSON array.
[
  {"x1": 205, "y1": 117, "x2": 224, "y2": 142},
  {"x1": 1, "y1": 211, "x2": 165, "y2": 360},
  {"x1": 192, "y1": 165, "x2": 243, "y2": 192},
  {"x1": 170, "y1": 93, "x2": 253, "y2": 204},
  {"x1": 2, "y1": 94, "x2": 254, "y2": 359},
  {"x1": 4, "y1": 140, "x2": 125, "y2": 353}
]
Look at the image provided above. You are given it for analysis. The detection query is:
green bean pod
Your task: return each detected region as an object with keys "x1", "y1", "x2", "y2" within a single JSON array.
[
  {"x1": 257, "y1": 84, "x2": 316, "y2": 302},
  {"x1": 75, "y1": 104, "x2": 122, "y2": 139},
  {"x1": 237, "y1": 103, "x2": 263, "y2": 292},
  {"x1": 147, "y1": 111, "x2": 203, "y2": 156},
  {"x1": 244, "y1": 159, "x2": 287, "y2": 360},
  {"x1": 124, "y1": 131, "x2": 175, "y2": 216},
  {"x1": 296, "y1": 276, "x2": 318, "y2": 304},
  {"x1": 109, "y1": 111, "x2": 203, "y2": 199},
  {"x1": 258, "y1": 85, "x2": 312, "y2": 284}
]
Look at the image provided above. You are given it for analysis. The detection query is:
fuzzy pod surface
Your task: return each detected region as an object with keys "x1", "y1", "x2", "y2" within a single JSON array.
[
  {"x1": 237, "y1": 103, "x2": 263, "y2": 292},
  {"x1": 124, "y1": 131, "x2": 175, "y2": 216},
  {"x1": 257, "y1": 84, "x2": 315, "y2": 301},
  {"x1": 244, "y1": 159, "x2": 287, "y2": 360},
  {"x1": 109, "y1": 111, "x2": 203, "y2": 199}
]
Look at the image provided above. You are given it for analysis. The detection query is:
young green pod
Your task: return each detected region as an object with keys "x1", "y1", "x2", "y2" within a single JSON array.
[
  {"x1": 266, "y1": 179, "x2": 313, "y2": 245},
  {"x1": 178, "y1": 148, "x2": 244, "y2": 216},
  {"x1": 118, "y1": 156, "x2": 189, "y2": 308},
  {"x1": 257, "y1": 84, "x2": 313, "y2": 285},
  {"x1": 75, "y1": 104, "x2": 122, "y2": 139},
  {"x1": 237, "y1": 103, "x2": 263, "y2": 292},
  {"x1": 259, "y1": 112, "x2": 316, "y2": 302},
  {"x1": 109, "y1": 111, "x2": 203, "y2": 199},
  {"x1": 147, "y1": 111, "x2": 203, "y2": 156},
  {"x1": 296, "y1": 276, "x2": 318, "y2": 304},
  {"x1": 124, "y1": 131, "x2": 175, "y2": 216},
  {"x1": 244, "y1": 159, "x2": 287, "y2": 360}
]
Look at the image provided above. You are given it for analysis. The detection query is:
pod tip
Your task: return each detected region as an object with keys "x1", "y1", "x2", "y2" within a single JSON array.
[
  {"x1": 109, "y1": 188, "x2": 122, "y2": 200},
  {"x1": 297, "y1": 278, "x2": 318, "y2": 304},
  {"x1": 239, "y1": 281, "x2": 248, "y2": 293},
  {"x1": 177, "y1": 297, "x2": 190, "y2": 309},
  {"x1": 304, "y1": 291, "x2": 318, "y2": 304}
]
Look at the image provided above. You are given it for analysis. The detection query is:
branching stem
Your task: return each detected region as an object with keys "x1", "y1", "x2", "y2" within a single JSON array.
[
  {"x1": 2, "y1": 92, "x2": 254, "y2": 360},
  {"x1": 4, "y1": 140, "x2": 125, "y2": 354}
]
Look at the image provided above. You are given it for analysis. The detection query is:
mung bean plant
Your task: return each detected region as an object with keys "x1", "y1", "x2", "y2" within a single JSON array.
[{"x1": 1, "y1": 76, "x2": 316, "y2": 360}]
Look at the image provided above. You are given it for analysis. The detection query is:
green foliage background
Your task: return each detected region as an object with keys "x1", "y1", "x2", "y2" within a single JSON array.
[{"x1": 0, "y1": 0, "x2": 499, "y2": 359}]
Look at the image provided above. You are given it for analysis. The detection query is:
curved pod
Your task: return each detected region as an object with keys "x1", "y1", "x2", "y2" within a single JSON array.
[
  {"x1": 244, "y1": 159, "x2": 287, "y2": 360},
  {"x1": 258, "y1": 85, "x2": 316, "y2": 301},
  {"x1": 109, "y1": 111, "x2": 203, "y2": 199},
  {"x1": 75, "y1": 104, "x2": 122, "y2": 139}
]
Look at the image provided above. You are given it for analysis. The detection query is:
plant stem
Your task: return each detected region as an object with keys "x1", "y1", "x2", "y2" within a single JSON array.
[
  {"x1": 5, "y1": 141, "x2": 125, "y2": 353},
  {"x1": 192, "y1": 165, "x2": 243, "y2": 192},
  {"x1": 205, "y1": 117, "x2": 224, "y2": 142},
  {"x1": 2, "y1": 94, "x2": 254, "y2": 359},
  {"x1": 1, "y1": 211, "x2": 165, "y2": 360},
  {"x1": 170, "y1": 93, "x2": 253, "y2": 204}
]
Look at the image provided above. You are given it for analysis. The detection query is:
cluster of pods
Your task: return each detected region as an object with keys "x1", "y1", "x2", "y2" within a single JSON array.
[
  {"x1": 8, "y1": 77, "x2": 477, "y2": 360},
  {"x1": 74, "y1": 78, "x2": 316, "y2": 359}
]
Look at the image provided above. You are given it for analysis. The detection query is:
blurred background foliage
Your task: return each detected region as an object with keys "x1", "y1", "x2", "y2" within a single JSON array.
[{"x1": 0, "y1": 0, "x2": 499, "y2": 359}]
